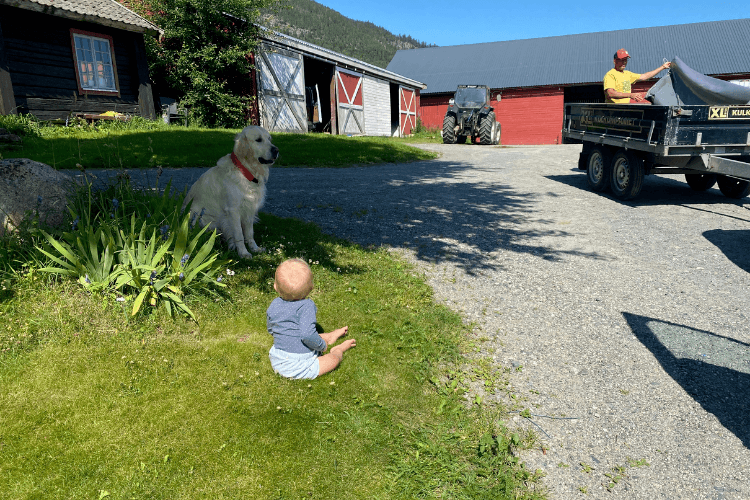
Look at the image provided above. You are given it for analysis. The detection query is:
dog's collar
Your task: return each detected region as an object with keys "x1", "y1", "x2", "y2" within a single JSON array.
[{"x1": 231, "y1": 152, "x2": 259, "y2": 184}]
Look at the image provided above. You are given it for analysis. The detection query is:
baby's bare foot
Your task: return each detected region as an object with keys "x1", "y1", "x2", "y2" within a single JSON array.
[
  {"x1": 332, "y1": 326, "x2": 348, "y2": 340},
  {"x1": 321, "y1": 326, "x2": 349, "y2": 346},
  {"x1": 331, "y1": 339, "x2": 356, "y2": 355}
]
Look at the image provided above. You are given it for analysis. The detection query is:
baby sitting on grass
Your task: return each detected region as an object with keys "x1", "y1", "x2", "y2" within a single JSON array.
[{"x1": 267, "y1": 258, "x2": 356, "y2": 379}]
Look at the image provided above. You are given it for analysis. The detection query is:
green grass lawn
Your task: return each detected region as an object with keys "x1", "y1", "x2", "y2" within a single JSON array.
[
  {"x1": 0, "y1": 124, "x2": 440, "y2": 169},
  {"x1": 0, "y1": 215, "x2": 544, "y2": 499},
  {"x1": 0, "y1": 121, "x2": 543, "y2": 499}
]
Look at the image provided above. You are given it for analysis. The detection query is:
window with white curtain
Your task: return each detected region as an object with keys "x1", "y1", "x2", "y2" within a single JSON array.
[{"x1": 71, "y1": 30, "x2": 118, "y2": 93}]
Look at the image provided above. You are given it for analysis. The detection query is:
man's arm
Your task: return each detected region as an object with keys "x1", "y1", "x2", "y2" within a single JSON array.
[
  {"x1": 637, "y1": 62, "x2": 671, "y2": 82},
  {"x1": 606, "y1": 88, "x2": 641, "y2": 101}
]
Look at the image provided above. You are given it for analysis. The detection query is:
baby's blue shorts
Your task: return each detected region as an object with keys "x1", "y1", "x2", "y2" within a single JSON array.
[{"x1": 269, "y1": 345, "x2": 320, "y2": 379}]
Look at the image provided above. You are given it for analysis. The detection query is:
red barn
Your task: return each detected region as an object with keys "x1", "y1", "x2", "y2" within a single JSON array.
[{"x1": 387, "y1": 19, "x2": 750, "y2": 145}]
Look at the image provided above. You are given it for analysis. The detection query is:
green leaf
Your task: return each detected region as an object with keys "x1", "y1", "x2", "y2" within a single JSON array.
[
  {"x1": 132, "y1": 288, "x2": 149, "y2": 316},
  {"x1": 39, "y1": 231, "x2": 81, "y2": 269},
  {"x1": 36, "y1": 249, "x2": 78, "y2": 275}
]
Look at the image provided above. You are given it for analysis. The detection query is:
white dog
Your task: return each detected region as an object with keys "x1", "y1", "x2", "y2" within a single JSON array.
[{"x1": 182, "y1": 126, "x2": 279, "y2": 258}]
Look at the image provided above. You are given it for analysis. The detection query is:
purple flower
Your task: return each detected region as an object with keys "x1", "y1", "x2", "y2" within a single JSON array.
[
  {"x1": 179, "y1": 272, "x2": 184, "y2": 281},
  {"x1": 160, "y1": 225, "x2": 170, "y2": 240},
  {"x1": 149, "y1": 270, "x2": 157, "y2": 284},
  {"x1": 180, "y1": 254, "x2": 190, "y2": 265},
  {"x1": 112, "y1": 198, "x2": 119, "y2": 210},
  {"x1": 217, "y1": 275, "x2": 223, "y2": 283}
]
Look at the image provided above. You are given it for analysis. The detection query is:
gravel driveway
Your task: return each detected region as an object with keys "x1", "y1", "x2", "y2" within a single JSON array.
[{"x1": 90, "y1": 143, "x2": 750, "y2": 499}]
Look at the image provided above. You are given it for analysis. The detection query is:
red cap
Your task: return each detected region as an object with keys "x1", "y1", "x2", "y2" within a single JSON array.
[{"x1": 615, "y1": 48, "x2": 630, "y2": 60}]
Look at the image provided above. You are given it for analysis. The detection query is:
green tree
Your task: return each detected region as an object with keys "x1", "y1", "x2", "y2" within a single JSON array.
[{"x1": 126, "y1": 0, "x2": 279, "y2": 127}]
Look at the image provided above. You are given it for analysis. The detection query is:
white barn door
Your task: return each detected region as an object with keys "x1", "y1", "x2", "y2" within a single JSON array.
[
  {"x1": 256, "y1": 44, "x2": 306, "y2": 132},
  {"x1": 363, "y1": 75, "x2": 390, "y2": 136},
  {"x1": 336, "y1": 67, "x2": 365, "y2": 135}
]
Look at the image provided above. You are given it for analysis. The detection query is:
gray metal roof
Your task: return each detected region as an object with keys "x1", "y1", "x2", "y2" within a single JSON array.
[
  {"x1": 386, "y1": 19, "x2": 750, "y2": 94},
  {"x1": 0, "y1": 0, "x2": 161, "y2": 34},
  {"x1": 259, "y1": 27, "x2": 426, "y2": 89}
]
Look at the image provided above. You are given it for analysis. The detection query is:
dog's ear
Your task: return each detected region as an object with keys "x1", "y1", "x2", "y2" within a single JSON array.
[{"x1": 234, "y1": 126, "x2": 255, "y2": 160}]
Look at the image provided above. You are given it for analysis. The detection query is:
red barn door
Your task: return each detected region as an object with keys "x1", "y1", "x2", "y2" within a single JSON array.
[
  {"x1": 336, "y1": 68, "x2": 365, "y2": 135},
  {"x1": 399, "y1": 86, "x2": 416, "y2": 136}
]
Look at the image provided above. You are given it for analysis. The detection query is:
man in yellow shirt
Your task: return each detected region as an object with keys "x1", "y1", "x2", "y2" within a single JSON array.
[{"x1": 604, "y1": 48, "x2": 671, "y2": 103}]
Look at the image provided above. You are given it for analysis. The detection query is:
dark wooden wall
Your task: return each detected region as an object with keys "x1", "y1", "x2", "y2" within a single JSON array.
[{"x1": 0, "y1": 6, "x2": 157, "y2": 120}]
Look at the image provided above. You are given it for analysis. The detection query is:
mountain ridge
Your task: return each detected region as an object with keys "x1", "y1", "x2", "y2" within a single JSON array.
[{"x1": 260, "y1": 0, "x2": 435, "y2": 69}]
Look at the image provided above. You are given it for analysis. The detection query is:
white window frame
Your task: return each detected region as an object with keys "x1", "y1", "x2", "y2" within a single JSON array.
[{"x1": 70, "y1": 29, "x2": 120, "y2": 96}]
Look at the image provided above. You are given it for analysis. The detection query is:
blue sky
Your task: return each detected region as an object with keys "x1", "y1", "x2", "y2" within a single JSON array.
[{"x1": 313, "y1": 0, "x2": 750, "y2": 47}]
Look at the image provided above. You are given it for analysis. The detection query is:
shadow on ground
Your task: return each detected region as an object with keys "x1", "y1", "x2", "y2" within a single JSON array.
[
  {"x1": 265, "y1": 157, "x2": 608, "y2": 274},
  {"x1": 623, "y1": 312, "x2": 750, "y2": 449},
  {"x1": 546, "y1": 169, "x2": 750, "y2": 213},
  {"x1": 703, "y1": 229, "x2": 750, "y2": 274}
]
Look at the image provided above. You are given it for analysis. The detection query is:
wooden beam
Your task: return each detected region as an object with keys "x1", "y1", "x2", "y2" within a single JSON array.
[
  {"x1": 330, "y1": 66, "x2": 337, "y2": 134},
  {"x1": 132, "y1": 34, "x2": 156, "y2": 119},
  {"x1": 0, "y1": 19, "x2": 17, "y2": 114}
]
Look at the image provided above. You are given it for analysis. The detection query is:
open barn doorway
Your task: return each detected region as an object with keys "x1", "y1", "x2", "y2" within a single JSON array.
[
  {"x1": 302, "y1": 57, "x2": 333, "y2": 133},
  {"x1": 564, "y1": 84, "x2": 605, "y2": 104}
]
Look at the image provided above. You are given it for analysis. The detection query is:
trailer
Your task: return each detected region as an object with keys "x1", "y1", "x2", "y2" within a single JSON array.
[
  {"x1": 562, "y1": 57, "x2": 750, "y2": 200},
  {"x1": 562, "y1": 102, "x2": 750, "y2": 200}
]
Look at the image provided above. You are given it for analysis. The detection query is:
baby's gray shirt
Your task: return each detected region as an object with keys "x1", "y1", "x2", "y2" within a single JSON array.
[{"x1": 267, "y1": 297, "x2": 327, "y2": 354}]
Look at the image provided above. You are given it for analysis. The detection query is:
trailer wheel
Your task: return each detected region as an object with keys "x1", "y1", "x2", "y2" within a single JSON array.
[
  {"x1": 456, "y1": 135, "x2": 467, "y2": 144},
  {"x1": 442, "y1": 114, "x2": 456, "y2": 144},
  {"x1": 586, "y1": 146, "x2": 612, "y2": 192},
  {"x1": 685, "y1": 173, "x2": 717, "y2": 191},
  {"x1": 610, "y1": 149, "x2": 645, "y2": 200},
  {"x1": 479, "y1": 112, "x2": 496, "y2": 145},
  {"x1": 716, "y1": 175, "x2": 750, "y2": 199}
]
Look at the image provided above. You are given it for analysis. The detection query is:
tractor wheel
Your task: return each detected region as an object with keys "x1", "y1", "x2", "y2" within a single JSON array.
[
  {"x1": 684, "y1": 173, "x2": 717, "y2": 191},
  {"x1": 479, "y1": 112, "x2": 496, "y2": 145},
  {"x1": 442, "y1": 114, "x2": 456, "y2": 144},
  {"x1": 493, "y1": 122, "x2": 502, "y2": 145},
  {"x1": 717, "y1": 175, "x2": 750, "y2": 199},
  {"x1": 456, "y1": 135, "x2": 467, "y2": 144}
]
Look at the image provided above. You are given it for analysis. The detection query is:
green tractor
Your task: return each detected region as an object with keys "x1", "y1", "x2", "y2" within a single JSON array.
[{"x1": 442, "y1": 85, "x2": 501, "y2": 145}]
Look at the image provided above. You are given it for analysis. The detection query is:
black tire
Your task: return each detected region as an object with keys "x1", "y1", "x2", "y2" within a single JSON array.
[
  {"x1": 493, "y1": 122, "x2": 501, "y2": 145},
  {"x1": 716, "y1": 175, "x2": 750, "y2": 199},
  {"x1": 685, "y1": 173, "x2": 717, "y2": 191},
  {"x1": 586, "y1": 146, "x2": 612, "y2": 192},
  {"x1": 456, "y1": 135, "x2": 467, "y2": 144},
  {"x1": 610, "y1": 149, "x2": 645, "y2": 200},
  {"x1": 479, "y1": 111, "x2": 495, "y2": 145},
  {"x1": 442, "y1": 113, "x2": 456, "y2": 144}
]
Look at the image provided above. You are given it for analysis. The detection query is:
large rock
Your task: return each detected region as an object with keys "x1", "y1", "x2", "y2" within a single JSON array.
[{"x1": 0, "y1": 159, "x2": 75, "y2": 235}]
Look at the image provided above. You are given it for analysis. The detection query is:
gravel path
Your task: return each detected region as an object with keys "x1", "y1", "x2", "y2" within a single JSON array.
[{"x1": 89, "y1": 143, "x2": 750, "y2": 498}]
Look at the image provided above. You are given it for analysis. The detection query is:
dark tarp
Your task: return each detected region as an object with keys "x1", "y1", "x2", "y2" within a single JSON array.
[{"x1": 647, "y1": 56, "x2": 750, "y2": 106}]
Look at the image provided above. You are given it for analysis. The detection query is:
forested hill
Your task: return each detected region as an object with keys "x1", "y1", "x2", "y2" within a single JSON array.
[{"x1": 260, "y1": 0, "x2": 435, "y2": 69}]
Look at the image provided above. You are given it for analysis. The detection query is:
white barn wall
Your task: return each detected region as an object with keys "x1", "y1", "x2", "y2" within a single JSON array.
[{"x1": 363, "y1": 75, "x2": 390, "y2": 136}]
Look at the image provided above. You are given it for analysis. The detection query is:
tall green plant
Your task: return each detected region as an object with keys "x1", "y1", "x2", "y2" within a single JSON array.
[
  {"x1": 36, "y1": 176, "x2": 228, "y2": 321},
  {"x1": 126, "y1": 0, "x2": 279, "y2": 127},
  {"x1": 115, "y1": 213, "x2": 226, "y2": 320}
]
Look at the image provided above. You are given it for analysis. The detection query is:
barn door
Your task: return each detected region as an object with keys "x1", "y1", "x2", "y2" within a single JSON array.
[
  {"x1": 336, "y1": 68, "x2": 365, "y2": 135},
  {"x1": 399, "y1": 86, "x2": 417, "y2": 136},
  {"x1": 256, "y1": 44, "x2": 306, "y2": 132}
]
